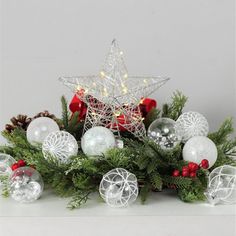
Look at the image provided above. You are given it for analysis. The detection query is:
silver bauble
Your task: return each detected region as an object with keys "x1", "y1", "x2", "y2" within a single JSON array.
[
  {"x1": 9, "y1": 167, "x2": 44, "y2": 203},
  {"x1": 81, "y1": 126, "x2": 116, "y2": 156},
  {"x1": 147, "y1": 118, "x2": 181, "y2": 149}
]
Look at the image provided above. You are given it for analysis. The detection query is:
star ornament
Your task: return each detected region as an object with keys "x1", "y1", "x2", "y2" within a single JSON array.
[{"x1": 59, "y1": 39, "x2": 169, "y2": 139}]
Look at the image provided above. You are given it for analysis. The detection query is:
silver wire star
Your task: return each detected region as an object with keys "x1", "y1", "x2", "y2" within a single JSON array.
[{"x1": 59, "y1": 40, "x2": 169, "y2": 139}]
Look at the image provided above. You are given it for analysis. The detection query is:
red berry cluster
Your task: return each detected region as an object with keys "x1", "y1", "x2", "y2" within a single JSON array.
[
  {"x1": 11, "y1": 159, "x2": 27, "y2": 171},
  {"x1": 172, "y1": 159, "x2": 209, "y2": 178}
]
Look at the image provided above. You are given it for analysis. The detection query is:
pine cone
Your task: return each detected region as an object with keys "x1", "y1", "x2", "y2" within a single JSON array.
[
  {"x1": 5, "y1": 115, "x2": 32, "y2": 133},
  {"x1": 33, "y1": 110, "x2": 57, "y2": 120},
  {"x1": 33, "y1": 110, "x2": 63, "y2": 129}
]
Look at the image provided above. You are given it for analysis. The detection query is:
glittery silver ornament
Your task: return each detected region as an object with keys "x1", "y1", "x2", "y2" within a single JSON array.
[
  {"x1": 0, "y1": 153, "x2": 16, "y2": 176},
  {"x1": 9, "y1": 167, "x2": 44, "y2": 203},
  {"x1": 147, "y1": 118, "x2": 181, "y2": 149},
  {"x1": 175, "y1": 111, "x2": 209, "y2": 142},
  {"x1": 99, "y1": 168, "x2": 138, "y2": 207},
  {"x1": 81, "y1": 126, "x2": 116, "y2": 156},
  {"x1": 205, "y1": 165, "x2": 236, "y2": 205},
  {"x1": 26, "y1": 117, "x2": 60, "y2": 146},
  {"x1": 42, "y1": 131, "x2": 78, "y2": 164}
]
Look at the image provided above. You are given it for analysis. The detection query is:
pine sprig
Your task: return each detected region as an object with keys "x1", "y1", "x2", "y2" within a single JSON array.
[
  {"x1": 162, "y1": 91, "x2": 188, "y2": 120},
  {"x1": 61, "y1": 96, "x2": 70, "y2": 129}
]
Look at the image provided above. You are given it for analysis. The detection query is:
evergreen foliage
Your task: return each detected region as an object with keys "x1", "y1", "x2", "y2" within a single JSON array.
[{"x1": 0, "y1": 92, "x2": 235, "y2": 209}]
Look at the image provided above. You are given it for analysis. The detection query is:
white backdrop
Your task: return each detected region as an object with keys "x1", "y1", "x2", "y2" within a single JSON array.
[{"x1": 0, "y1": 0, "x2": 235, "y2": 144}]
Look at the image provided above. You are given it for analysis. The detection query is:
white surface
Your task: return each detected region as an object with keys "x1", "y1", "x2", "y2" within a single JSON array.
[
  {"x1": 0, "y1": 0, "x2": 235, "y2": 145},
  {"x1": 0, "y1": 190, "x2": 235, "y2": 236}
]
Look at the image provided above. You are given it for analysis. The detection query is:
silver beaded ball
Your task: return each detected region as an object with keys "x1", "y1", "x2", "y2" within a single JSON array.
[
  {"x1": 147, "y1": 118, "x2": 181, "y2": 150},
  {"x1": 9, "y1": 167, "x2": 44, "y2": 203}
]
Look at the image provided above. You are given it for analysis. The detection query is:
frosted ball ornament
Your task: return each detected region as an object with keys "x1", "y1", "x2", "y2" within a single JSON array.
[
  {"x1": 175, "y1": 111, "x2": 209, "y2": 142},
  {"x1": 183, "y1": 136, "x2": 217, "y2": 168},
  {"x1": 205, "y1": 165, "x2": 236, "y2": 205},
  {"x1": 42, "y1": 131, "x2": 78, "y2": 164},
  {"x1": 26, "y1": 117, "x2": 60, "y2": 146},
  {"x1": 81, "y1": 126, "x2": 116, "y2": 156},
  {"x1": 99, "y1": 168, "x2": 138, "y2": 207},
  {"x1": 147, "y1": 118, "x2": 181, "y2": 149},
  {"x1": 9, "y1": 167, "x2": 44, "y2": 203}
]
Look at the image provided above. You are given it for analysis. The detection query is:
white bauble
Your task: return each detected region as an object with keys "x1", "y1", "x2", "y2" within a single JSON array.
[
  {"x1": 175, "y1": 111, "x2": 209, "y2": 142},
  {"x1": 27, "y1": 117, "x2": 59, "y2": 146},
  {"x1": 183, "y1": 136, "x2": 217, "y2": 168},
  {"x1": 81, "y1": 126, "x2": 116, "y2": 156},
  {"x1": 42, "y1": 131, "x2": 78, "y2": 164}
]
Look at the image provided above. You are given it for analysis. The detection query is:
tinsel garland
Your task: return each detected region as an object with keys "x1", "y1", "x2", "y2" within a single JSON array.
[{"x1": 0, "y1": 91, "x2": 235, "y2": 209}]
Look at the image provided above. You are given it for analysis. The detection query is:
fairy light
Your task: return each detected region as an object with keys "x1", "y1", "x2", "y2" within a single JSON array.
[{"x1": 100, "y1": 71, "x2": 105, "y2": 78}]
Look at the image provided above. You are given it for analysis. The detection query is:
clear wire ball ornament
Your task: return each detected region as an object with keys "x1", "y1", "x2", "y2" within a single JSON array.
[
  {"x1": 175, "y1": 111, "x2": 209, "y2": 143},
  {"x1": 9, "y1": 167, "x2": 44, "y2": 203},
  {"x1": 205, "y1": 165, "x2": 236, "y2": 205},
  {"x1": 42, "y1": 131, "x2": 78, "y2": 164},
  {"x1": 147, "y1": 118, "x2": 181, "y2": 149},
  {"x1": 81, "y1": 126, "x2": 116, "y2": 156},
  {"x1": 26, "y1": 117, "x2": 60, "y2": 146},
  {"x1": 99, "y1": 168, "x2": 139, "y2": 208}
]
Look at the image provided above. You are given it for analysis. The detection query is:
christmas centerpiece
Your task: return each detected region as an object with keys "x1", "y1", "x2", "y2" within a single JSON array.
[{"x1": 0, "y1": 40, "x2": 235, "y2": 209}]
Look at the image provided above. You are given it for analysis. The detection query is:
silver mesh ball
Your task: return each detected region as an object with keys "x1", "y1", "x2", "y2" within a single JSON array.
[
  {"x1": 175, "y1": 111, "x2": 209, "y2": 142},
  {"x1": 42, "y1": 131, "x2": 78, "y2": 164},
  {"x1": 99, "y1": 168, "x2": 138, "y2": 208}
]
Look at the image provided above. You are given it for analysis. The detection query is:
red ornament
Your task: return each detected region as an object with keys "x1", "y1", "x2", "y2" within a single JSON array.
[
  {"x1": 69, "y1": 95, "x2": 87, "y2": 121},
  {"x1": 11, "y1": 163, "x2": 19, "y2": 171},
  {"x1": 172, "y1": 170, "x2": 180, "y2": 177},
  {"x1": 188, "y1": 162, "x2": 199, "y2": 172},
  {"x1": 189, "y1": 172, "x2": 197, "y2": 178},
  {"x1": 139, "y1": 98, "x2": 157, "y2": 117},
  {"x1": 17, "y1": 159, "x2": 26, "y2": 167},
  {"x1": 200, "y1": 159, "x2": 209, "y2": 169}
]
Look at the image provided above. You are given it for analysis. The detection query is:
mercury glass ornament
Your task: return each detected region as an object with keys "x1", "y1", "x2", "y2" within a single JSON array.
[
  {"x1": 147, "y1": 118, "x2": 181, "y2": 149},
  {"x1": 99, "y1": 168, "x2": 138, "y2": 207},
  {"x1": 42, "y1": 131, "x2": 78, "y2": 164},
  {"x1": 0, "y1": 153, "x2": 16, "y2": 176},
  {"x1": 175, "y1": 111, "x2": 209, "y2": 142},
  {"x1": 205, "y1": 165, "x2": 236, "y2": 205},
  {"x1": 9, "y1": 167, "x2": 44, "y2": 203},
  {"x1": 183, "y1": 136, "x2": 217, "y2": 168},
  {"x1": 26, "y1": 117, "x2": 60, "y2": 146},
  {"x1": 81, "y1": 126, "x2": 116, "y2": 156}
]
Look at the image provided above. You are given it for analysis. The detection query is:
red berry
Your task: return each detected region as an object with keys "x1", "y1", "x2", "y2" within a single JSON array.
[
  {"x1": 200, "y1": 159, "x2": 209, "y2": 169},
  {"x1": 172, "y1": 170, "x2": 180, "y2": 177},
  {"x1": 189, "y1": 172, "x2": 197, "y2": 178},
  {"x1": 182, "y1": 166, "x2": 189, "y2": 172},
  {"x1": 188, "y1": 162, "x2": 199, "y2": 172},
  {"x1": 182, "y1": 170, "x2": 189, "y2": 177},
  {"x1": 17, "y1": 159, "x2": 26, "y2": 167},
  {"x1": 11, "y1": 163, "x2": 19, "y2": 171}
]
